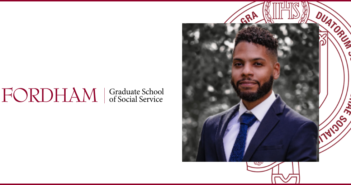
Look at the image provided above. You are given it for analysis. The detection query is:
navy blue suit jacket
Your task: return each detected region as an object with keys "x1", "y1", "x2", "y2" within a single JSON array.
[{"x1": 196, "y1": 95, "x2": 318, "y2": 161}]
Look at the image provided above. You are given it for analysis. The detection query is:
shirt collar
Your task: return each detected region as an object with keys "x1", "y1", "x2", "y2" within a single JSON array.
[{"x1": 238, "y1": 91, "x2": 277, "y2": 122}]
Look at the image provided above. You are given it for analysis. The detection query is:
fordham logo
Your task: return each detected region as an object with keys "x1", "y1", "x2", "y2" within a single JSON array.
[
  {"x1": 1, "y1": 88, "x2": 97, "y2": 103},
  {"x1": 263, "y1": 1, "x2": 309, "y2": 23}
]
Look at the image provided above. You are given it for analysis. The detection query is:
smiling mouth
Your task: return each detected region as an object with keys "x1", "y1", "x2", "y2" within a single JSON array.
[{"x1": 239, "y1": 81, "x2": 258, "y2": 87}]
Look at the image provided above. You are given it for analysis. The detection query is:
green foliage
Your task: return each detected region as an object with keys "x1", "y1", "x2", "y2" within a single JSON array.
[{"x1": 182, "y1": 23, "x2": 319, "y2": 161}]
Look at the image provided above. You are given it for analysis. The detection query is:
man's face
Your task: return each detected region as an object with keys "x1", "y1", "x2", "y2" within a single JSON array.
[{"x1": 231, "y1": 41, "x2": 280, "y2": 102}]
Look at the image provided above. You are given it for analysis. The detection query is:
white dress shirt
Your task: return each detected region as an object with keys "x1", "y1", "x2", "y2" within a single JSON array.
[{"x1": 223, "y1": 91, "x2": 277, "y2": 161}]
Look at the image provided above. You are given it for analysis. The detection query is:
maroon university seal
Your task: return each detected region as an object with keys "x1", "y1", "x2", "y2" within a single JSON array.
[{"x1": 226, "y1": 1, "x2": 351, "y2": 183}]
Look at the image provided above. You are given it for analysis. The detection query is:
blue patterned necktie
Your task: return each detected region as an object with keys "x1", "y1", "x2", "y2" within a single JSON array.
[{"x1": 229, "y1": 113, "x2": 257, "y2": 161}]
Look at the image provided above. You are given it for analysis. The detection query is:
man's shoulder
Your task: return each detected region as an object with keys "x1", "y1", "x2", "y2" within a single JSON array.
[
  {"x1": 271, "y1": 94, "x2": 315, "y2": 125},
  {"x1": 204, "y1": 104, "x2": 239, "y2": 127},
  {"x1": 283, "y1": 104, "x2": 314, "y2": 122},
  {"x1": 279, "y1": 103, "x2": 317, "y2": 131}
]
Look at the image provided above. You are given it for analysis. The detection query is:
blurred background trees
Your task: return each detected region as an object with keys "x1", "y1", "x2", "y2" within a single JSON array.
[{"x1": 182, "y1": 24, "x2": 319, "y2": 161}]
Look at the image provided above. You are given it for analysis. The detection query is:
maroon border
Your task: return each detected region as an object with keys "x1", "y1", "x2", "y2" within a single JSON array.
[{"x1": 0, "y1": 0, "x2": 350, "y2": 1}]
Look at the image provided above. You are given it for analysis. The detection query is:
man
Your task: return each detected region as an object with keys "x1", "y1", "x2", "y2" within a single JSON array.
[{"x1": 196, "y1": 26, "x2": 318, "y2": 162}]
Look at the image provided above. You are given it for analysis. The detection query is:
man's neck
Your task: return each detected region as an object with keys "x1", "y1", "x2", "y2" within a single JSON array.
[{"x1": 242, "y1": 90, "x2": 273, "y2": 110}]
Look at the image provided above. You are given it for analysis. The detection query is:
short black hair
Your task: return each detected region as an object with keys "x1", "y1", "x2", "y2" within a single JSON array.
[{"x1": 234, "y1": 26, "x2": 278, "y2": 59}]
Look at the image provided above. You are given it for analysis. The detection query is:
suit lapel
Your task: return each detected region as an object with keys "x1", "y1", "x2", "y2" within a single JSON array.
[
  {"x1": 242, "y1": 95, "x2": 285, "y2": 161},
  {"x1": 215, "y1": 105, "x2": 239, "y2": 161}
]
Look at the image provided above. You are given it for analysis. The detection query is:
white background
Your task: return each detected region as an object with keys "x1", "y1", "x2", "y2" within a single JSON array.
[{"x1": 0, "y1": 1, "x2": 349, "y2": 183}]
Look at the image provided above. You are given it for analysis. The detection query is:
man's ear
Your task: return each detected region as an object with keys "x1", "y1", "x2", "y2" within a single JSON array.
[{"x1": 273, "y1": 62, "x2": 280, "y2": 80}]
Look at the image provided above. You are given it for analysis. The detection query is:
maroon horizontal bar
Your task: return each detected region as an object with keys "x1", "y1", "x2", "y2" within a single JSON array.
[
  {"x1": 0, "y1": 0, "x2": 347, "y2": 1},
  {"x1": 0, "y1": 184, "x2": 347, "y2": 185}
]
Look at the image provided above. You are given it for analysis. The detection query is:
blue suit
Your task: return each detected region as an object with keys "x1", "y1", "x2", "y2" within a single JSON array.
[{"x1": 196, "y1": 95, "x2": 318, "y2": 161}]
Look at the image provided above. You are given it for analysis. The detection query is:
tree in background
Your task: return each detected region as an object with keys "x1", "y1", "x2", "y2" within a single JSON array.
[{"x1": 182, "y1": 24, "x2": 319, "y2": 161}]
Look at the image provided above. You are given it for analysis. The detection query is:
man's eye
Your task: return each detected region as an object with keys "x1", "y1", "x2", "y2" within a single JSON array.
[
  {"x1": 234, "y1": 63, "x2": 243, "y2": 67},
  {"x1": 254, "y1": 62, "x2": 263, "y2": 66}
]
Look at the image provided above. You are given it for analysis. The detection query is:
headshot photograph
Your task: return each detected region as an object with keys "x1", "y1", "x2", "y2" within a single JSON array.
[{"x1": 182, "y1": 24, "x2": 319, "y2": 162}]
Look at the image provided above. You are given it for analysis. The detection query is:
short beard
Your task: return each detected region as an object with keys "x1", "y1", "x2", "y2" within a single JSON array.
[{"x1": 231, "y1": 76, "x2": 274, "y2": 102}]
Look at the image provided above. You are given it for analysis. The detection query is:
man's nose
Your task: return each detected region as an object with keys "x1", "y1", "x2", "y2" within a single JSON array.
[{"x1": 242, "y1": 64, "x2": 253, "y2": 76}]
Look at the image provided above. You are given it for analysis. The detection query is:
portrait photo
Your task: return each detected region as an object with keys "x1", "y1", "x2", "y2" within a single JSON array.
[{"x1": 182, "y1": 23, "x2": 319, "y2": 162}]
